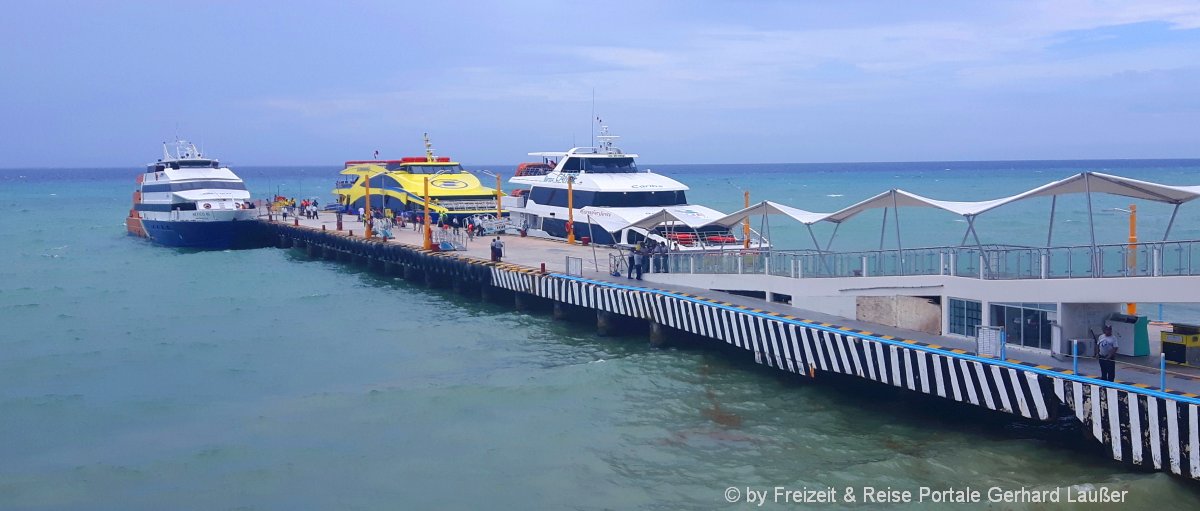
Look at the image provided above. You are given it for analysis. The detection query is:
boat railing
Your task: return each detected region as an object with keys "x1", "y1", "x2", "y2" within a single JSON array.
[
  {"x1": 432, "y1": 228, "x2": 468, "y2": 251},
  {"x1": 659, "y1": 240, "x2": 1200, "y2": 280},
  {"x1": 438, "y1": 199, "x2": 499, "y2": 212}
]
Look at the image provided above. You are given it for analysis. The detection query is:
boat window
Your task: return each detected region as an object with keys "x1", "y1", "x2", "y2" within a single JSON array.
[
  {"x1": 141, "y1": 181, "x2": 247, "y2": 192},
  {"x1": 135, "y1": 202, "x2": 199, "y2": 212},
  {"x1": 402, "y1": 164, "x2": 465, "y2": 174},
  {"x1": 527, "y1": 188, "x2": 686, "y2": 208},
  {"x1": 367, "y1": 175, "x2": 396, "y2": 189},
  {"x1": 584, "y1": 157, "x2": 637, "y2": 174},
  {"x1": 591, "y1": 190, "x2": 686, "y2": 207},
  {"x1": 165, "y1": 160, "x2": 219, "y2": 169},
  {"x1": 562, "y1": 158, "x2": 583, "y2": 172}
]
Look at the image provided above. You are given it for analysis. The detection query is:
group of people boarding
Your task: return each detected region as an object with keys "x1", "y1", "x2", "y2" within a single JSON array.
[{"x1": 625, "y1": 239, "x2": 670, "y2": 280}]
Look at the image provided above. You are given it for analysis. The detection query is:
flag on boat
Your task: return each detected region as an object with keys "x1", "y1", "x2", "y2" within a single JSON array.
[{"x1": 373, "y1": 150, "x2": 379, "y2": 158}]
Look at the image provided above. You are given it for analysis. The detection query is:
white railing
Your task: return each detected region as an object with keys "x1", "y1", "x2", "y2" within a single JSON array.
[{"x1": 660, "y1": 240, "x2": 1200, "y2": 281}]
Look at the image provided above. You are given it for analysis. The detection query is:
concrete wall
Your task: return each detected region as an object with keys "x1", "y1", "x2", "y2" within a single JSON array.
[
  {"x1": 644, "y1": 272, "x2": 1200, "y2": 305},
  {"x1": 644, "y1": 272, "x2": 1198, "y2": 347},
  {"x1": 856, "y1": 296, "x2": 942, "y2": 335},
  {"x1": 1060, "y1": 302, "x2": 1123, "y2": 344}
]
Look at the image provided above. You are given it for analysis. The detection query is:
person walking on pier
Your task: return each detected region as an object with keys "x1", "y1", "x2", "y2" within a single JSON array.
[{"x1": 1097, "y1": 325, "x2": 1118, "y2": 382}]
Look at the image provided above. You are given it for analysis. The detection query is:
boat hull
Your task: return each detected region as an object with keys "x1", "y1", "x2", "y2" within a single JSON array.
[
  {"x1": 132, "y1": 219, "x2": 265, "y2": 249},
  {"x1": 539, "y1": 217, "x2": 618, "y2": 245}
]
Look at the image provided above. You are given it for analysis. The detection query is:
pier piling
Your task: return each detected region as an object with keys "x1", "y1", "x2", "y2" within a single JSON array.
[
  {"x1": 259, "y1": 219, "x2": 1200, "y2": 483},
  {"x1": 648, "y1": 321, "x2": 671, "y2": 347}
]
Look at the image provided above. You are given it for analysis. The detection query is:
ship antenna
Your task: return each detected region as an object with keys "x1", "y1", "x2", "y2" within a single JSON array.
[
  {"x1": 424, "y1": 132, "x2": 434, "y2": 162},
  {"x1": 590, "y1": 88, "x2": 595, "y2": 148}
]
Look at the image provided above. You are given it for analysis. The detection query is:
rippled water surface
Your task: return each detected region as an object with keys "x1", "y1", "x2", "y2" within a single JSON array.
[{"x1": 2, "y1": 164, "x2": 1199, "y2": 509}]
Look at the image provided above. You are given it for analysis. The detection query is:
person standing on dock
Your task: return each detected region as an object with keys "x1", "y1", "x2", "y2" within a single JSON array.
[
  {"x1": 490, "y1": 236, "x2": 504, "y2": 262},
  {"x1": 1097, "y1": 325, "x2": 1118, "y2": 382},
  {"x1": 628, "y1": 245, "x2": 644, "y2": 280},
  {"x1": 655, "y1": 242, "x2": 668, "y2": 273}
]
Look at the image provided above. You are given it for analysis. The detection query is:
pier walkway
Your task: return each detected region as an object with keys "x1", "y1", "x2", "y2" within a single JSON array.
[
  {"x1": 265, "y1": 212, "x2": 1200, "y2": 481},
  {"x1": 276, "y1": 211, "x2": 1200, "y2": 393}
]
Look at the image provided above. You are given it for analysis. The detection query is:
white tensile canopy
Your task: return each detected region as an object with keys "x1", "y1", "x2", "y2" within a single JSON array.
[
  {"x1": 709, "y1": 200, "x2": 833, "y2": 254},
  {"x1": 700, "y1": 172, "x2": 1200, "y2": 273},
  {"x1": 623, "y1": 207, "x2": 730, "y2": 231}
]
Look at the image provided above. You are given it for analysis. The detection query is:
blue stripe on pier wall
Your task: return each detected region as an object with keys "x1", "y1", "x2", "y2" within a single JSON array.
[
  {"x1": 484, "y1": 266, "x2": 1200, "y2": 480},
  {"x1": 267, "y1": 221, "x2": 1200, "y2": 481}
]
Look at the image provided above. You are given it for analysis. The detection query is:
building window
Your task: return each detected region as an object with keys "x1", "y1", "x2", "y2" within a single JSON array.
[
  {"x1": 989, "y1": 302, "x2": 1056, "y2": 350},
  {"x1": 949, "y1": 298, "x2": 982, "y2": 337}
]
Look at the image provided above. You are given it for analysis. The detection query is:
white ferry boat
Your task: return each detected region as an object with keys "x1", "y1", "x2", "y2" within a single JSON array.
[
  {"x1": 507, "y1": 125, "x2": 762, "y2": 250},
  {"x1": 125, "y1": 140, "x2": 258, "y2": 249}
]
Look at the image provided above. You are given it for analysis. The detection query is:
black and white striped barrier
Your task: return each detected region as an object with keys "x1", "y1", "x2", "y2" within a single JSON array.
[{"x1": 488, "y1": 267, "x2": 1200, "y2": 480}]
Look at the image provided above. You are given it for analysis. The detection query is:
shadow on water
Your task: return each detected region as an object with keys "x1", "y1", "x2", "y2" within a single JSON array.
[{"x1": 276, "y1": 246, "x2": 1200, "y2": 490}]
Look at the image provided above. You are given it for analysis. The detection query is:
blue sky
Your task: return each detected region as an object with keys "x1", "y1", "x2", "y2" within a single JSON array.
[{"x1": 2, "y1": 0, "x2": 1198, "y2": 167}]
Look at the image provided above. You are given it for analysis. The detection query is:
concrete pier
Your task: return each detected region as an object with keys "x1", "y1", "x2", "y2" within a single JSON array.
[{"x1": 262, "y1": 213, "x2": 1200, "y2": 482}]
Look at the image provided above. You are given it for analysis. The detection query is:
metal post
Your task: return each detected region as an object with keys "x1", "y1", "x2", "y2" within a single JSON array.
[
  {"x1": 979, "y1": 255, "x2": 986, "y2": 279},
  {"x1": 423, "y1": 176, "x2": 433, "y2": 250},
  {"x1": 1046, "y1": 195, "x2": 1057, "y2": 247},
  {"x1": 939, "y1": 252, "x2": 946, "y2": 276},
  {"x1": 737, "y1": 256, "x2": 743, "y2": 274},
  {"x1": 792, "y1": 258, "x2": 797, "y2": 278},
  {"x1": 689, "y1": 256, "x2": 695, "y2": 274},
  {"x1": 1153, "y1": 246, "x2": 1161, "y2": 276},
  {"x1": 1041, "y1": 252, "x2": 1049, "y2": 279},
  {"x1": 1163, "y1": 203, "x2": 1180, "y2": 241},
  {"x1": 861, "y1": 255, "x2": 869, "y2": 277},
  {"x1": 806, "y1": 223, "x2": 829, "y2": 274},
  {"x1": 1073, "y1": 340, "x2": 1079, "y2": 375},
  {"x1": 742, "y1": 191, "x2": 751, "y2": 249},
  {"x1": 1161, "y1": 353, "x2": 1167, "y2": 390},
  {"x1": 1084, "y1": 172, "x2": 1098, "y2": 275},
  {"x1": 364, "y1": 170, "x2": 373, "y2": 240},
  {"x1": 878, "y1": 207, "x2": 888, "y2": 251},
  {"x1": 891, "y1": 190, "x2": 904, "y2": 276},
  {"x1": 566, "y1": 176, "x2": 575, "y2": 245},
  {"x1": 823, "y1": 222, "x2": 841, "y2": 252},
  {"x1": 495, "y1": 174, "x2": 503, "y2": 220}
]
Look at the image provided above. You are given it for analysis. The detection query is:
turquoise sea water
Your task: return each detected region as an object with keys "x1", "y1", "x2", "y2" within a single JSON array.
[{"x1": 2, "y1": 162, "x2": 1200, "y2": 509}]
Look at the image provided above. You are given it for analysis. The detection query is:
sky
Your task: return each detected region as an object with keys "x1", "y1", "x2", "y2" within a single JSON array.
[{"x1": 2, "y1": 0, "x2": 1198, "y2": 167}]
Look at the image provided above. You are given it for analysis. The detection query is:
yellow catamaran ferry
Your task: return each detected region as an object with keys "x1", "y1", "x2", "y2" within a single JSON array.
[{"x1": 333, "y1": 134, "x2": 505, "y2": 221}]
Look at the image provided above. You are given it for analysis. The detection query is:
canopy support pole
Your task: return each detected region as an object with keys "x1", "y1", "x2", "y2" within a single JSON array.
[
  {"x1": 1164, "y1": 203, "x2": 1180, "y2": 241},
  {"x1": 824, "y1": 222, "x2": 841, "y2": 252},
  {"x1": 878, "y1": 207, "x2": 888, "y2": 274},
  {"x1": 892, "y1": 190, "x2": 904, "y2": 276},
  {"x1": 1046, "y1": 195, "x2": 1057, "y2": 247},
  {"x1": 1084, "y1": 172, "x2": 1098, "y2": 276},
  {"x1": 878, "y1": 207, "x2": 888, "y2": 251},
  {"x1": 761, "y1": 209, "x2": 770, "y2": 256},
  {"x1": 959, "y1": 223, "x2": 972, "y2": 246},
  {"x1": 806, "y1": 224, "x2": 829, "y2": 274},
  {"x1": 968, "y1": 215, "x2": 990, "y2": 276}
]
